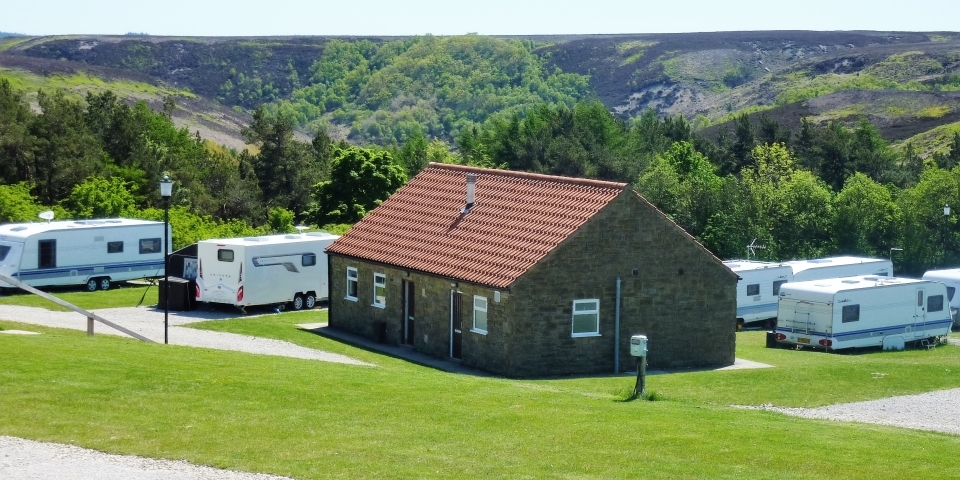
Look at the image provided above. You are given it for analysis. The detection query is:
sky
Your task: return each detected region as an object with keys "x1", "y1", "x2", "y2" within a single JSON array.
[{"x1": 2, "y1": 0, "x2": 958, "y2": 36}]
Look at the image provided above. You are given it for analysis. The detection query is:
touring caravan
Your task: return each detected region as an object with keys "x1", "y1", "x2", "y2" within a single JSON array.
[
  {"x1": 921, "y1": 268, "x2": 960, "y2": 329},
  {"x1": 0, "y1": 218, "x2": 169, "y2": 291},
  {"x1": 195, "y1": 232, "x2": 339, "y2": 311},
  {"x1": 785, "y1": 256, "x2": 892, "y2": 282},
  {"x1": 774, "y1": 276, "x2": 952, "y2": 351},
  {"x1": 727, "y1": 256, "x2": 894, "y2": 330},
  {"x1": 724, "y1": 260, "x2": 793, "y2": 329}
]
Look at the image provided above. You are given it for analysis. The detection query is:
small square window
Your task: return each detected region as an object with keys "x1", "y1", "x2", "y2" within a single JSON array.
[
  {"x1": 746, "y1": 284, "x2": 760, "y2": 296},
  {"x1": 107, "y1": 241, "x2": 123, "y2": 253},
  {"x1": 572, "y1": 299, "x2": 600, "y2": 337},
  {"x1": 346, "y1": 267, "x2": 358, "y2": 301},
  {"x1": 139, "y1": 238, "x2": 161, "y2": 254},
  {"x1": 218, "y1": 249, "x2": 235, "y2": 262},
  {"x1": 373, "y1": 273, "x2": 386, "y2": 308},
  {"x1": 842, "y1": 304, "x2": 860, "y2": 323},
  {"x1": 928, "y1": 295, "x2": 944, "y2": 313},
  {"x1": 473, "y1": 295, "x2": 488, "y2": 334},
  {"x1": 302, "y1": 253, "x2": 317, "y2": 267},
  {"x1": 773, "y1": 280, "x2": 787, "y2": 295}
]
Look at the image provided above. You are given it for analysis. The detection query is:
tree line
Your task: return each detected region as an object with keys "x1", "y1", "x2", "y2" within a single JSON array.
[{"x1": 3, "y1": 76, "x2": 960, "y2": 275}]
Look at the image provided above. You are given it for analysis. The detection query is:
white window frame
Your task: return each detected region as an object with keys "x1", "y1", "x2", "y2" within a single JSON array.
[
  {"x1": 345, "y1": 267, "x2": 358, "y2": 301},
  {"x1": 472, "y1": 295, "x2": 488, "y2": 334},
  {"x1": 572, "y1": 299, "x2": 600, "y2": 337},
  {"x1": 372, "y1": 273, "x2": 386, "y2": 308}
]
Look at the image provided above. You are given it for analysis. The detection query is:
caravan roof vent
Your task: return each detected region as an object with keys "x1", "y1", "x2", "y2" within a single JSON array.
[
  {"x1": 243, "y1": 236, "x2": 264, "y2": 242},
  {"x1": 841, "y1": 279, "x2": 860, "y2": 284},
  {"x1": 306, "y1": 232, "x2": 332, "y2": 237},
  {"x1": 863, "y1": 276, "x2": 879, "y2": 281},
  {"x1": 284, "y1": 235, "x2": 300, "y2": 239},
  {"x1": 105, "y1": 220, "x2": 122, "y2": 223},
  {"x1": 10, "y1": 226, "x2": 27, "y2": 232},
  {"x1": 809, "y1": 259, "x2": 833, "y2": 263}
]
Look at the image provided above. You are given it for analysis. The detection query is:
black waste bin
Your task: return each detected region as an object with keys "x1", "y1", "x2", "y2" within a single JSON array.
[{"x1": 159, "y1": 277, "x2": 192, "y2": 311}]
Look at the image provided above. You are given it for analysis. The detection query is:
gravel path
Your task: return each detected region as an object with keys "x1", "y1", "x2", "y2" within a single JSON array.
[
  {"x1": 0, "y1": 305, "x2": 371, "y2": 366},
  {"x1": 0, "y1": 436, "x2": 292, "y2": 480},
  {"x1": 737, "y1": 387, "x2": 960, "y2": 435}
]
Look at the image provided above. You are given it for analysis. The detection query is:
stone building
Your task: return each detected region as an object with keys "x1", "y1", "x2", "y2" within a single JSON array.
[{"x1": 326, "y1": 163, "x2": 737, "y2": 377}]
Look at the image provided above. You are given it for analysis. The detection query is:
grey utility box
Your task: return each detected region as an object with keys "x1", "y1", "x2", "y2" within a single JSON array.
[{"x1": 630, "y1": 335, "x2": 648, "y2": 356}]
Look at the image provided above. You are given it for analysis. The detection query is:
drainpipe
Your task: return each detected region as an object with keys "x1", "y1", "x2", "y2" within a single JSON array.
[{"x1": 614, "y1": 277, "x2": 621, "y2": 374}]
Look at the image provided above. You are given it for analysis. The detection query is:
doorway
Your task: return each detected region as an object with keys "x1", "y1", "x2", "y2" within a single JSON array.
[
  {"x1": 451, "y1": 290, "x2": 463, "y2": 359},
  {"x1": 402, "y1": 280, "x2": 415, "y2": 345}
]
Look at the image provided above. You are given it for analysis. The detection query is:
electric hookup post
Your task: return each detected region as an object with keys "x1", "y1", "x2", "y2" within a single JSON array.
[{"x1": 630, "y1": 335, "x2": 648, "y2": 397}]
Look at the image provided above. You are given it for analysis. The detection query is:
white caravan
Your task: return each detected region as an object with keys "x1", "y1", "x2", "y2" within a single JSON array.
[
  {"x1": 0, "y1": 218, "x2": 168, "y2": 291},
  {"x1": 774, "y1": 276, "x2": 952, "y2": 351},
  {"x1": 785, "y1": 256, "x2": 892, "y2": 282},
  {"x1": 195, "y1": 232, "x2": 338, "y2": 311},
  {"x1": 724, "y1": 260, "x2": 793, "y2": 329},
  {"x1": 727, "y1": 256, "x2": 894, "y2": 330},
  {"x1": 921, "y1": 268, "x2": 960, "y2": 328}
]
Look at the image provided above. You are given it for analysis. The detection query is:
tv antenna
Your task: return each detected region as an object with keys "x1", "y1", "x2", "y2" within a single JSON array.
[
  {"x1": 746, "y1": 238, "x2": 766, "y2": 260},
  {"x1": 38, "y1": 211, "x2": 55, "y2": 223}
]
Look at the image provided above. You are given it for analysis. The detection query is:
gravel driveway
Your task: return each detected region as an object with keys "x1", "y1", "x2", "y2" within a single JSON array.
[{"x1": 0, "y1": 305, "x2": 371, "y2": 366}]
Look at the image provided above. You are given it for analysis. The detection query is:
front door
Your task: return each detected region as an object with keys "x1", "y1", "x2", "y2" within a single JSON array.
[
  {"x1": 451, "y1": 290, "x2": 463, "y2": 359},
  {"x1": 402, "y1": 280, "x2": 415, "y2": 344}
]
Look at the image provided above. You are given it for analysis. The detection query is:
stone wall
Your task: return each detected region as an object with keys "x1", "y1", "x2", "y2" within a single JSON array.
[{"x1": 505, "y1": 191, "x2": 737, "y2": 377}]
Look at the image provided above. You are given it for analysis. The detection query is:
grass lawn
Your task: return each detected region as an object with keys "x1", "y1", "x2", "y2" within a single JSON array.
[
  {"x1": 0, "y1": 282, "x2": 158, "y2": 312},
  {"x1": 2, "y1": 312, "x2": 960, "y2": 479}
]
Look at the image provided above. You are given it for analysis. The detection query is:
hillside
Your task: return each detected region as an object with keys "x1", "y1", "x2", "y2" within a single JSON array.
[{"x1": 1, "y1": 31, "x2": 959, "y2": 151}]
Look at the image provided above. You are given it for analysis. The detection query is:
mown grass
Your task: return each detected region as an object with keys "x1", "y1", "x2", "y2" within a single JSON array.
[
  {"x1": 2, "y1": 316, "x2": 960, "y2": 479},
  {"x1": 0, "y1": 282, "x2": 158, "y2": 311}
]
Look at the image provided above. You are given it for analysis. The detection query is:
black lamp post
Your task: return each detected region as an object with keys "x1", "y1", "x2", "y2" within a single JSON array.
[
  {"x1": 945, "y1": 204, "x2": 951, "y2": 266},
  {"x1": 160, "y1": 174, "x2": 173, "y2": 345}
]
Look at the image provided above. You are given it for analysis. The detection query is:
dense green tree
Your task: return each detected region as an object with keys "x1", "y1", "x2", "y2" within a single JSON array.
[
  {"x1": 832, "y1": 173, "x2": 902, "y2": 257},
  {"x1": 61, "y1": 176, "x2": 137, "y2": 219},
  {"x1": 0, "y1": 182, "x2": 46, "y2": 223},
  {"x1": 310, "y1": 146, "x2": 406, "y2": 225},
  {"x1": 0, "y1": 79, "x2": 34, "y2": 185}
]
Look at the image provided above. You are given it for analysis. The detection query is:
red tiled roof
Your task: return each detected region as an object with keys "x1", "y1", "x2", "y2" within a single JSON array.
[{"x1": 327, "y1": 163, "x2": 628, "y2": 288}]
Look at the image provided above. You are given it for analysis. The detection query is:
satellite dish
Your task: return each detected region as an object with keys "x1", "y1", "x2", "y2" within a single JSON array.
[
  {"x1": 294, "y1": 225, "x2": 309, "y2": 234},
  {"x1": 38, "y1": 211, "x2": 55, "y2": 223}
]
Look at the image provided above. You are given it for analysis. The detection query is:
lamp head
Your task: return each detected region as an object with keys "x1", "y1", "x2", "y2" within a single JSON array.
[{"x1": 160, "y1": 174, "x2": 173, "y2": 198}]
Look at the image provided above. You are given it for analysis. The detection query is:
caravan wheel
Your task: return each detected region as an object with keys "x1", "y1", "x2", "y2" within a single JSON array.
[
  {"x1": 305, "y1": 293, "x2": 316, "y2": 309},
  {"x1": 292, "y1": 294, "x2": 305, "y2": 311},
  {"x1": 85, "y1": 279, "x2": 98, "y2": 292},
  {"x1": 99, "y1": 278, "x2": 111, "y2": 291}
]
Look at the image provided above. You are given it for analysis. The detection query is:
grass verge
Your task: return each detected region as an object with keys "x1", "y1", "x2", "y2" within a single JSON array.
[{"x1": 0, "y1": 282, "x2": 158, "y2": 311}]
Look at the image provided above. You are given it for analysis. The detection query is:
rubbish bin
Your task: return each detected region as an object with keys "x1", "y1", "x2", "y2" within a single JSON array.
[
  {"x1": 159, "y1": 277, "x2": 192, "y2": 311},
  {"x1": 765, "y1": 331, "x2": 778, "y2": 348}
]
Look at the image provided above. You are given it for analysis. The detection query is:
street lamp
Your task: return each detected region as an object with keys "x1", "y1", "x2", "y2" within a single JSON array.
[
  {"x1": 945, "y1": 204, "x2": 952, "y2": 267},
  {"x1": 160, "y1": 174, "x2": 173, "y2": 345}
]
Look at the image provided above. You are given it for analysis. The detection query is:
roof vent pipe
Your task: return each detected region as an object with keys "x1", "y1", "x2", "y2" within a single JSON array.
[{"x1": 461, "y1": 173, "x2": 477, "y2": 214}]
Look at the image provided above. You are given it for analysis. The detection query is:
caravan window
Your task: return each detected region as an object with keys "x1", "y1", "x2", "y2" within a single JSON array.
[
  {"x1": 139, "y1": 238, "x2": 161, "y2": 254},
  {"x1": 773, "y1": 280, "x2": 787, "y2": 295},
  {"x1": 302, "y1": 253, "x2": 317, "y2": 267},
  {"x1": 928, "y1": 295, "x2": 944, "y2": 313},
  {"x1": 746, "y1": 284, "x2": 760, "y2": 296},
  {"x1": 948, "y1": 287, "x2": 956, "y2": 302},
  {"x1": 0, "y1": 245, "x2": 9, "y2": 261},
  {"x1": 842, "y1": 304, "x2": 860, "y2": 323},
  {"x1": 218, "y1": 249, "x2": 235, "y2": 262},
  {"x1": 38, "y1": 240, "x2": 56, "y2": 269},
  {"x1": 107, "y1": 241, "x2": 123, "y2": 253}
]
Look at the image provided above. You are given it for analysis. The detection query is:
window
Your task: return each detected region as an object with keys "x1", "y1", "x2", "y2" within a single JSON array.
[
  {"x1": 373, "y1": 273, "x2": 386, "y2": 307},
  {"x1": 217, "y1": 249, "x2": 234, "y2": 262},
  {"x1": 773, "y1": 280, "x2": 787, "y2": 295},
  {"x1": 917, "y1": 290, "x2": 924, "y2": 307},
  {"x1": 107, "y1": 241, "x2": 123, "y2": 254},
  {"x1": 746, "y1": 284, "x2": 760, "y2": 296},
  {"x1": 139, "y1": 238, "x2": 161, "y2": 254},
  {"x1": 38, "y1": 240, "x2": 56, "y2": 269},
  {"x1": 928, "y1": 295, "x2": 944, "y2": 313},
  {"x1": 473, "y1": 295, "x2": 488, "y2": 334},
  {"x1": 302, "y1": 253, "x2": 317, "y2": 267},
  {"x1": 842, "y1": 304, "x2": 860, "y2": 323},
  {"x1": 346, "y1": 267, "x2": 358, "y2": 301},
  {"x1": 0, "y1": 245, "x2": 10, "y2": 261},
  {"x1": 948, "y1": 287, "x2": 956, "y2": 302},
  {"x1": 572, "y1": 299, "x2": 600, "y2": 337}
]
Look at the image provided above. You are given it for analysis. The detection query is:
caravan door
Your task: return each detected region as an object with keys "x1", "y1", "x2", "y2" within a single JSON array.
[{"x1": 914, "y1": 287, "x2": 927, "y2": 337}]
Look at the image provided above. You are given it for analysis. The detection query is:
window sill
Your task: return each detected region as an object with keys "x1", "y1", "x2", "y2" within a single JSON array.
[
  {"x1": 345, "y1": 296, "x2": 358, "y2": 302},
  {"x1": 371, "y1": 303, "x2": 386, "y2": 309},
  {"x1": 572, "y1": 333, "x2": 601, "y2": 338},
  {"x1": 470, "y1": 328, "x2": 488, "y2": 335}
]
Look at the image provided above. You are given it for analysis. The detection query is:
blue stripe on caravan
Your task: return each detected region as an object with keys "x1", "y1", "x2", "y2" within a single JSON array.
[
  {"x1": 777, "y1": 319, "x2": 953, "y2": 339},
  {"x1": 737, "y1": 302, "x2": 778, "y2": 316},
  {"x1": 17, "y1": 260, "x2": 165, "y2": 278}
]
